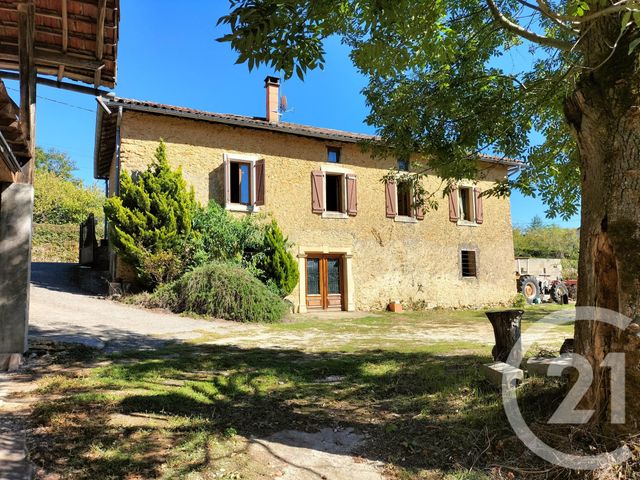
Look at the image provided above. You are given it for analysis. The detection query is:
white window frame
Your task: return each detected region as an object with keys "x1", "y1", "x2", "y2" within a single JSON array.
[
  {"x1": 320, "y1": 165, "x2": 350, "y2": 219},
  {"x1": 224, "y1": 153, "x2": 261, "y2": 213},
  {"x1": 457, "y1": 184, "x2": 478, "y2": 226}
]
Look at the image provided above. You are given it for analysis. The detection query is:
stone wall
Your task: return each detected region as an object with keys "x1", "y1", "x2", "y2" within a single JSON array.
[{"x1": 113, "y1": 110, "x2": 517, "y2": 310}]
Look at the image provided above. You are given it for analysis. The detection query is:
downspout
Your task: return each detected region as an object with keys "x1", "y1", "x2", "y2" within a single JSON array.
[{"x1": 115, "y1": 105, "x2": 123, "y2": 196}]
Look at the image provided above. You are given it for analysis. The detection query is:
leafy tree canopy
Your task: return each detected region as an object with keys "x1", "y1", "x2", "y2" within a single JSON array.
[
  {"x1": 217, "y1": 0, "x2": 633, "y2": 219},
  {"x1": 513, "y1": 216, "x2": 579, "y2": 259},
  {"x1": 36, "y1": 146, "x2": 77, "y2": 182}
]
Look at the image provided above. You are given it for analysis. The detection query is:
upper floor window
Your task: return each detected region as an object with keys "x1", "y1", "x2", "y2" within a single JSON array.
[
  {"x1": 224, "y1": 153, "x2": 265, "y2": 212},
  {"x1": 311, "y1": 166, "x2": 357, "y2": 218},
  {"x1": 397, "y1": 158, "x2": 410, "y2": 172},
  {"x1": 385, "y1": 179, "x2": 424, "y2": 222},
  {"x1": 327, "y1": 146, "x2": 341, "y2": 163},
  {"x1": 459, "y1": 187, "x2": 474, "y2": 222},
  {"x1": 448, "y1": 185, "x2": 484, "y2": 225},
  {"x1": 229, "y1": 161, "x2": 251, "y2": 205},
  {"x1": 325, "y1": 173, "x2": 344, "y2": 213},
  {"x1": 397, "y1": 183, "x2": 413, "y2": 217}
]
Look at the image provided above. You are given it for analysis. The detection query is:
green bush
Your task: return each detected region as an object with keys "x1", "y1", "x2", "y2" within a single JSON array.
[
  {"x1": 191, "y1": 201, "x2": 264, "y2": 265},
  {"x1": 511, "y1": 293, "x2": 527, "y2": 309},
  {"x1": 256, "y1": 220, "x2": 299, "y2": 296},
  {"x1": 34, "y1": 171, "x2": 104, "y2": 224},
  {"x1": 104, "y1": 140, "x2": 197, "y2": 287},
  {"x1": 152, "y1": 262, "x2": 289, "y2": 323}
]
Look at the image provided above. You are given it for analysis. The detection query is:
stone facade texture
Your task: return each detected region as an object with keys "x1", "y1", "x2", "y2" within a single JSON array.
[{"x1": 112, "y1": 110, "x2": 517, "y2": 311}]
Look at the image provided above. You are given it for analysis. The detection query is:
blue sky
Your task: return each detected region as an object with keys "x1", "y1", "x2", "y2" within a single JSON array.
[{"x1": 6, "y1": 1, "x2": 579, "y2": 229}]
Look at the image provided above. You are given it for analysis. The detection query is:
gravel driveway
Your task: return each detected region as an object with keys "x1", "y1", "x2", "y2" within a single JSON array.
[{"x1": 28, "y1": 263, "x2": 243, "y2": 351}]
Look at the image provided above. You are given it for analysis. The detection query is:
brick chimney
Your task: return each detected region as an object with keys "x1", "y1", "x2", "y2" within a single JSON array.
[{"x1": 265, "y1": 76, "x2": 280, "y2": 123}]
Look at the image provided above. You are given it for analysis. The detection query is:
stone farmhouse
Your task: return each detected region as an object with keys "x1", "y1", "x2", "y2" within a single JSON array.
[{"x1": 94, "y1": 77, "x2": 519, "y2": 312}]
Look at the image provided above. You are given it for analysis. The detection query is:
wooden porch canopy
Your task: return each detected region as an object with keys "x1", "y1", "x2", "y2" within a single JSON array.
[
  {"x1": 0, "y1": 0, "x2": 119, "y2": 88},
  {"x1": 0, "y1": 0, "x2": 119, "y2": 181}
]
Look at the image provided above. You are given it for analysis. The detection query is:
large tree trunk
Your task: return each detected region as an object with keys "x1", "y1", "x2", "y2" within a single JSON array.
[{"x1": 565, "y1": 12, "x2": 640, "y2": 432}]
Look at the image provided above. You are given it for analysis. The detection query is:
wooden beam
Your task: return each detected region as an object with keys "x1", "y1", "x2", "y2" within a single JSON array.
[
  {"x1": 0, "y1": 70, "x2": 109, "y2": 96},
  {"x1": 57, "y1": 0, "x2": 67, "y2": 82},
  {"x1": 0, "y1": 46, "x2": 104, "y2": 70},
  {"x1": 94, "y1": 0, "x2": 107, "y2": 87},
  {"x1": 16, "y1": 0, "x2": 35, "y2": 184}
]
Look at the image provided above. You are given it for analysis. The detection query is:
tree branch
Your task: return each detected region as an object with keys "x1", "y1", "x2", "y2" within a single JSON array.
[
  {"x1": 514, "y1": 0, "x2": 579, "y2": 34},
  {"x1": 536, "y1": 0, "x2": 640, "y2": 25},
  {"x1": 486, "y1": 0, "x2": 575, "y2": 50}
]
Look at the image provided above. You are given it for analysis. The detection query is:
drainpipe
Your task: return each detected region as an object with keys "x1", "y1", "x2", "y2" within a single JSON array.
[{"x1": 115, "y1": 105, "x2": 123, "y2": 196}]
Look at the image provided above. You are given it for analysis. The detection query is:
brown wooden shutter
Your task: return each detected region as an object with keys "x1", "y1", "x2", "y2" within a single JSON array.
[
  {"x1": 385, "y1": 180, "x2": 397, "y2": 218},
  {"x1": 415, "y1": 197, "x2": 425, "y2": 220},
  {"x1": 346, "y1": 174, "x2": 357, "y2": 216},
  {"x1": 311, "y1": 171, "x2": 325, "y2": 213},
  {"x1": 448, "y1": 187, "x2": 459, "y2": 222},
  {"x1": 254, "y1": 159, "x2": 265, "y2": 206},
  {"x1": 475, "y1": 187, "x2": 484, "y2": 224},
  {"x1": 224, "y1": 154, "x2": 230, "y2": 205}
]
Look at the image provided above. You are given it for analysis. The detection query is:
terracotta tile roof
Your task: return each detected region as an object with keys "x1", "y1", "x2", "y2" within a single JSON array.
[
  {"x1": 105, "y1": 96, "x2": 377, "y2": 142},
  {"x1": 95, "y1": 95, "x2": 522, "y2": 178}
]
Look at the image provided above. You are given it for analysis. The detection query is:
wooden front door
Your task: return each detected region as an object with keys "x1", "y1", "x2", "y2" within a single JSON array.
[{"x1": 305, "y1": 255, "x2": 344, "y2": 311}]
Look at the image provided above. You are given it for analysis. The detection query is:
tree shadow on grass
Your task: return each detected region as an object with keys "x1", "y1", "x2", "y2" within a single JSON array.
[{"x1": 28, "y1": 342, "x2": 573, "y2": 479}]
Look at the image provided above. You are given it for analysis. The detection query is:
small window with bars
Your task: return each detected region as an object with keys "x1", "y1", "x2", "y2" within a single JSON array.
[{"x1": 461, "y1": 250, "x2": 477, "y2": 278}]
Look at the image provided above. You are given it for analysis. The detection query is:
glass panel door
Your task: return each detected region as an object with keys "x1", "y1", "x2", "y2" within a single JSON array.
[
  {"x1": 306, "y1": 258, "x2": 320, "y2": 295},
  {"x1": 326, "y1": 258, "x2": 341, "y2": 295}
]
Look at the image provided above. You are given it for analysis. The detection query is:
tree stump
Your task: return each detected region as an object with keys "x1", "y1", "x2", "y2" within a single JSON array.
[{"x1": 486, "y1": 310, "x2": 524, "y2": 363}]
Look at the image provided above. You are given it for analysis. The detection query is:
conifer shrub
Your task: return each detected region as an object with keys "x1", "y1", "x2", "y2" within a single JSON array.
[
  {"x1": 152, "y1": 262, "x2": 289, "y2": 323},
  {"x1": 256, "y1": 220, "x2": 299, "y2": 297},
  {"x1": 104, "y1": 140, "x2": 197, "y2": 287}
]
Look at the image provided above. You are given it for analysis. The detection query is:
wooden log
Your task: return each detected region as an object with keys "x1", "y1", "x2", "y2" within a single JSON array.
[{"x1": 485, "y1": 309, "x2": 524, "y2": 363}]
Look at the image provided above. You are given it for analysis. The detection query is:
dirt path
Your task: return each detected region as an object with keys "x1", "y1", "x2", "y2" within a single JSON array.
[{"x1": 29, "y1": 263, "x2": 248, "y2": 351}]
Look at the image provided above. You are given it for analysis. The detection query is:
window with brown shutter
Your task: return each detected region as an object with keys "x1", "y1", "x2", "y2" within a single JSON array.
[
  {"x1": 448, "y1": 187, "x2": 459, "y2": 222},
  {"x1": 385, "y1": 180, "x2": 397, "y2": 218},
  {"x1": 474, "y1": 187, "x2": 484, "y2": 224},
  {"x1": 223, "y1": 154, "x2": 265, "y2": 211},
  {"x1": 346, "y1": 174, "x2": 357, "y2": 216},
  {"x1": 254, "y1": 159, "x2": 265, "y2": 206},
  {"x1": 311, "y1": 171, "x2": 325, "y2": 213}
]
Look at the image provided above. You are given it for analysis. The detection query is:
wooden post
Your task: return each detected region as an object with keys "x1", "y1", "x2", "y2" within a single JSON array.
[
  {"x1": 485, "y1": 309, "x2": 524, "y2": 363},
  {"x1": 16, "y1": 0, "x2": 36, "y2": 184}
]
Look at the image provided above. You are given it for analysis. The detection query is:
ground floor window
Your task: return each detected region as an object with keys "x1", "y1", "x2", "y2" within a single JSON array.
[{"x1": 461, "y1": 250, "x2": 477, "y2": 278}]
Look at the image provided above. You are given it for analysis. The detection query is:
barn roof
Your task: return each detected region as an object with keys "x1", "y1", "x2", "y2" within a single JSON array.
[{"x1": 0, "y1": 0, "x2": 120, "y2": 88}]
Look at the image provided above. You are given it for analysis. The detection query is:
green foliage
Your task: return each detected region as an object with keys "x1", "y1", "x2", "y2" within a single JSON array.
[
  {"x1": 32, "y1": 223, "x2": 80, "y2": 263},
  {"x1": 191, "y1": 201, "x2": 264, "y2": 266},
  {"x1": 256, "y1": 220, "x2": 299, "y2": 297},
  {"x1": 36, "y1": 147, "x2": 76, "y2": 181},
  {"x1": 561, "y1": 258, "x2": 578, "y2": 280},
  {"x1": 34, "y1": 170, "x2": 104, "y2": 224},
  {"x1": 513, "y1": 219, "x2": 579, "y2": 259},
  {"x1": 511, "y1": 293, "x2": 527, "y2": 309},
  {"x1": 151, "y1": 262, "x2": 289, "y2": 323},
  {"x1": 216, "y1": 1, "x2": 604, "y2": 219},
  {"x1": 104, "y1": 140, "x2": 197, "y2": 287}
]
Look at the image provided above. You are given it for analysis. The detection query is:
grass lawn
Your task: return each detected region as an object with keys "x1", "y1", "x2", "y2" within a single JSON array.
[{"x1": 27, "y1": 305, "x2": 608, "y2": 480}]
